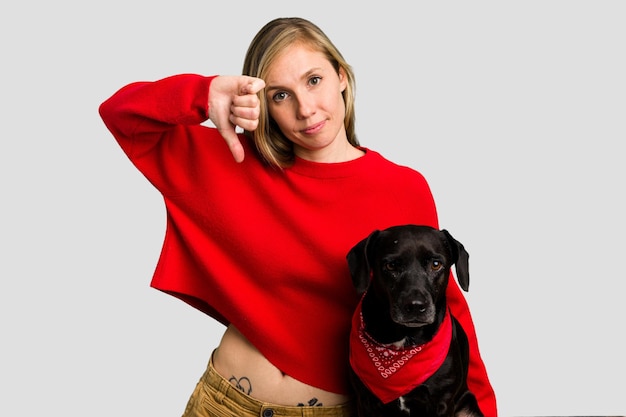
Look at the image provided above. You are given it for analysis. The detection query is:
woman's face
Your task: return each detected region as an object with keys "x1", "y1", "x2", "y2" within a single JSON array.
[{"x1": 264, "y1": 43, "x2": 349, "y2": 162}]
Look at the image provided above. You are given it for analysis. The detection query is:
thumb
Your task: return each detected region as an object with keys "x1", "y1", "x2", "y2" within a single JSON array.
[
  {"x1": 217, "y1": 124, "x2": 245, "y2": 163},
  {"x1": 220, "y1": 76, "x2": 263, "y2": 163}
]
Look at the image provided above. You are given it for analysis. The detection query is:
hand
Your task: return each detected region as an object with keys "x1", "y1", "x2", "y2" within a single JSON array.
[{"x1": 208, "y1": 75, "x2": 266, "y2": 163}]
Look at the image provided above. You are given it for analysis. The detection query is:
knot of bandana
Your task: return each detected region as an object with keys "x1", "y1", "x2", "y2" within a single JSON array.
[{"x1": 349, "y1": 297, "x2": 453, "y2": 404}]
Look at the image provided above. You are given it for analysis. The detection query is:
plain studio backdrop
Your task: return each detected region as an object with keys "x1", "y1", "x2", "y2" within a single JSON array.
[{"x1": 1, "y1": 1, "x2": 624, "y2": 416}]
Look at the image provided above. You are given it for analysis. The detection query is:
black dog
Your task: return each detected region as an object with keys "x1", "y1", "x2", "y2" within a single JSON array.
[{"x1": 346, "y1": 225, "x2": 483, "y2": 417}]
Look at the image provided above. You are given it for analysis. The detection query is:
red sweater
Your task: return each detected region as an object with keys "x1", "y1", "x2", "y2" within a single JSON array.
[{"x1": 99, "y1": 74, "x2": 497, "y2": 416}]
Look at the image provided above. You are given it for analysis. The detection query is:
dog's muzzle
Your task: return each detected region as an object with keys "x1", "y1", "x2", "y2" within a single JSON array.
[{"x1": 390, "y1": 294, "x2": 435, "y2": 327}]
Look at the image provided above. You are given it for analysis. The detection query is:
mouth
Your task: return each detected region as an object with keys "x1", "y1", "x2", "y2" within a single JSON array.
[
  {"x1": 392, "y1": 317, "x2": 432, "y2": 328},
  {"x1": 302, "y1": 120, "x2": 325, "y2": 135},
  {"x1": 391, "y1": 304, "x2": 435, "y2": 327}
]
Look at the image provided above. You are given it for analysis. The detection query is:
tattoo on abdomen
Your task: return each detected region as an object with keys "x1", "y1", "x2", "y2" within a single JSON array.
[
  {"x1": 228, "y1": 376, "x2": 252, "y2": 395},
  {"x1": 297, "y1": 398, "x2": 323, "y2": 407},
  {"x1": 228, "y1": 376, "x2": 323, "y2": 407}
]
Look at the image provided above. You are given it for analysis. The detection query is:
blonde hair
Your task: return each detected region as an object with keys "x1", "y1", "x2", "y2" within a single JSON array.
[{"x1": 242, "y1": 17, "x2": 359, "y2": 168}]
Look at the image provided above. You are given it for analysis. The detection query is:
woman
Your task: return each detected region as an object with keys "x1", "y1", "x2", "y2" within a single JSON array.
[{"x1": 99, "y1": 17, "x2": 497, "y2": 417}]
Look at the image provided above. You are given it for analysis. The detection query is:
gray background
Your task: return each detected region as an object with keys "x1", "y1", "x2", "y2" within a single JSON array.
[{"x1": 1, "y1": 1, "x2": 624, "y2": 416}]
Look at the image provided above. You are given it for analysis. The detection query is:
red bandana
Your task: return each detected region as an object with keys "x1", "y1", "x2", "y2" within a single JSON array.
[{"x1": 349, "y1": 297, "x2": 453, "y2": 404}]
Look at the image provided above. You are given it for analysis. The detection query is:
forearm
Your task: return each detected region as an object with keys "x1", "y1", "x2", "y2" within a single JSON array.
[{"x1": 99, "y1": 74, "x2": 216, "y2": 158}]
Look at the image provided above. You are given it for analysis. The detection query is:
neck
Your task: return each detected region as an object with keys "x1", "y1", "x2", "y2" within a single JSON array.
[{"x1": 295, "y1": 142, "x2": 364, "y2": 163}]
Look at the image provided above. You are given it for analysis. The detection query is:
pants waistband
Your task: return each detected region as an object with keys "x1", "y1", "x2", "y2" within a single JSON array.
[{"x1": 203, "y1": 356, "x2": 355, "y2": 417}]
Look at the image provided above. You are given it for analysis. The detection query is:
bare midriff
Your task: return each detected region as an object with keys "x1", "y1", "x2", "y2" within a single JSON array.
[{"x1": 213, "y1": 325, "x2": 351, "y2": 407}]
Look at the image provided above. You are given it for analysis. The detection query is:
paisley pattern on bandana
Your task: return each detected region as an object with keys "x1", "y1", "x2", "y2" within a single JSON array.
[
  {"x1": 356, "y1": 313, "x2": 426, "y2": 379},
  {"x1": 349, "y1": 296, "x2": 453, "y2": 404}
]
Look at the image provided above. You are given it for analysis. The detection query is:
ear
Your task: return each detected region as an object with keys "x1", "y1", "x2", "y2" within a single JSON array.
[
  {"x1": 346, "y1": 230, "x2": 380, "y2": 294},
  {"x1": 441, "y1": 229, "x2": 470, "y2": 292},
  {"x1": 338, "y1": 66, "x2": 348, "y2": 93}
]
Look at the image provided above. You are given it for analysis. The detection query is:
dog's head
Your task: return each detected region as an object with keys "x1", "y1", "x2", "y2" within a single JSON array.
[{"x1": 346, "y1": 225, "x2": 469, "y2": 327}]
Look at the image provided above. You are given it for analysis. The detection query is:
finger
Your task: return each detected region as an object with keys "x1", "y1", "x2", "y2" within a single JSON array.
[
  {"x1": 217, "y1": 125, "x2": 245, "y2": 163},
  {"x1": 230, "y1": 116, "x2": 259, "y2": 133},
  {"x1": 240, "y1": 77, "x2": 266, "y2": 96},
  {"x1": 229, "y1": 100, "x2": 260, "y2": 131}
]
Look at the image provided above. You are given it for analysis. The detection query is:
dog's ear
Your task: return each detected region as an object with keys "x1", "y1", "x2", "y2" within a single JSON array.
[
  {"x1": 441, "y1": 229, "x2": 470, "y2": 292},
  {"x1": 346, "y1": 230, "x2": 380, "y2": 294}
]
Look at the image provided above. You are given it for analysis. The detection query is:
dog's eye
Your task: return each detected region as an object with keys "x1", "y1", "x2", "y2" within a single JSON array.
[
  {"x1": 430, "y1": 260, "x2": 443, "y2": 271},
  {"x1": 383, "y1": 261, "x2": 399, "y2": 272}
]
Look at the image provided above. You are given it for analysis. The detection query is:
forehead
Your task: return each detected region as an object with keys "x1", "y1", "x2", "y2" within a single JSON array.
[
  {"x1": 265, "y1": 43, "x2": 331, "y2": 83},
  {"x1": 376, "y1": 227, "x2": 447, "y2": 255}
]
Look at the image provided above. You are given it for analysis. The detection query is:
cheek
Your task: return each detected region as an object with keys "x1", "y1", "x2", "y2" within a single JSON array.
[
  {"x1": 329, "y1": 90, "x2": 346, "y2": 119},
  {"x1": 268, "y1": 105, "x2": 292, "y2": 129},
  {"x1": 431, "y1": 273, "x2": 449, "y2": 297}
]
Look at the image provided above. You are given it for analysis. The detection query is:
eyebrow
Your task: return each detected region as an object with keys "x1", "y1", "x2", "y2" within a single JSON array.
[{"x1": 265, "y1": 67, "x2": 325, "y2": 92}]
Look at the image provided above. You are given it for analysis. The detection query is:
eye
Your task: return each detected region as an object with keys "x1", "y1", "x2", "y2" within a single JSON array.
[
  {"x1": 430, "y1": 260, "x2": 443, "y2": 272},
  {"x1": 383, "y1": 261, "x2": 400, "y2": 272},
  {"x1": 272, "y1": 91, "x2": 289, "y2": 102},
  {"x1": 308, "y1": 76, "x2": 322, "y2": 87}
]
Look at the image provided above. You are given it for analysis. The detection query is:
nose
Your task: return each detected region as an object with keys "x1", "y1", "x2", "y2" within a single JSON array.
[
  {"x1": 403, "y1": 299, "x2": 427, "y2": 316},
  {"x1": 295, "y1": 94, "x2": 315, "y2": 119}
]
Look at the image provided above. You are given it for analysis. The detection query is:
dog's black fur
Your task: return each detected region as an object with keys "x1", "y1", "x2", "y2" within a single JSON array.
[{"x1": 347, "y1": 225, "x2": 483, "y2": 417}]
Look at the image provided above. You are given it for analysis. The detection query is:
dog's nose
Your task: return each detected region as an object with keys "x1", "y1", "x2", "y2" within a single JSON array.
[{"x1": 404, "y1": 300, "x2": 427, "y2": 315}]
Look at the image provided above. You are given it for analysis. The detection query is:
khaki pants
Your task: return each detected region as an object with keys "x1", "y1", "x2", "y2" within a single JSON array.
[{"x1": 182, "y1": 357, "x2": 355, "y2": 417}]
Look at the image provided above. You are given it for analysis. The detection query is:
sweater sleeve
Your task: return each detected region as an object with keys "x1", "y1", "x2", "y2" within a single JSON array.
[
  {"x1": 98, "y1": 74, "x2": 223, "y2": 194},
  {"x1": 447, "y1": 275, "x2": 498, "y2": 416},
  {"x1": 414, "y1": 168, "x2": 497, "y2": 415}
]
